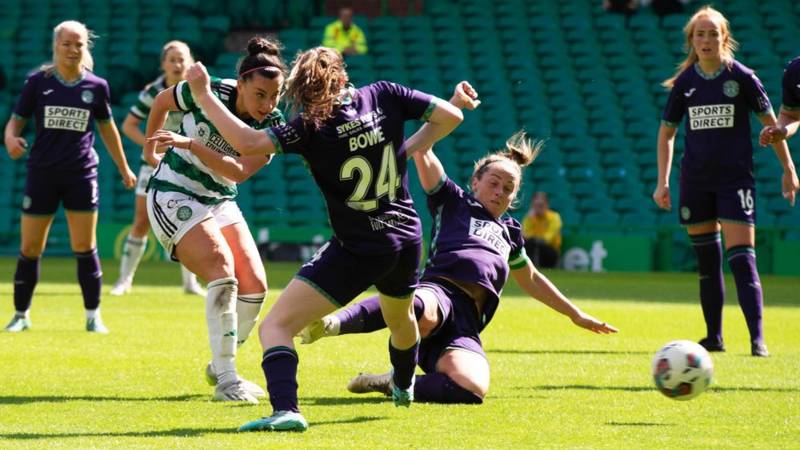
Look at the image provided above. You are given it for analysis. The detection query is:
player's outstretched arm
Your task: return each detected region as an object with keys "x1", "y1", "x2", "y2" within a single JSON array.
[
  {"x1": 147, "y1": 130, "x2": 269, "y2": 183},
  {"x1": 758, "y1": 113, "x2": 799, "y2": 206},
  {"x1": 184, "y1": 62, "x2": 275, "y2": 157},
  {"x1": 402, "y1": 97, "x2": 463, "y2": 158},
  {"x1": 96, "y1": 120, "x2": 136, "y2": 189},
  {"x1": 511, "y1": 261, "x2": 618, "y2": 334},
  {"x1": 412, "y1": 81, "x2": 481, "y2": 192},
  {"x1": 759, "y1": 108, "x2": 800, "y2": 146},
  {"x1": 653, "y1": 123, "x2": 677, "y2": 211},
  {"x1": 4, "y1": 116, "x2": 28, "y2": 160}
]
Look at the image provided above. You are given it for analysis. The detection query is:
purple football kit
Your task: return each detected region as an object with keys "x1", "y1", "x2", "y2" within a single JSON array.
[
  {"x1": 10, "y1": 68, "x2": 112, "y2": 316},
  {"x1": 267, "y1": 81, "x2": 437, "y2": 305},
  {"x1": 662, "y1": 60, "x2": 771, "y2": 353},
  {"x1": 416, "y1": 177, "x2": 528, "y2": 372},
  {"x1": 12, "y1": 69, "x2": 112, "y2": 214},
  {"x1": 661, "y1": 61, "x2": 771, "y2": 226}
]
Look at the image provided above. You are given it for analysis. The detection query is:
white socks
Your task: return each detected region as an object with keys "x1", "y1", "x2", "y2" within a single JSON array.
[
  {"x1": 85, "y1": 308, "x2": 99, "y2": 319},
  {"x1": 206, "y1": 277, "x2": 239, "y2": 386},
  {"x1": 236, "y1": 292, "x2": 266, "y2": 347},
  {"x1": 118, "y1": 234, "x2": 147, "y2": 283}
]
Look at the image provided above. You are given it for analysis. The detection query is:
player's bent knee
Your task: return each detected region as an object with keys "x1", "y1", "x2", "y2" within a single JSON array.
[{"x1": 438, "y1": 351, "x2": 490, "y2": 399}]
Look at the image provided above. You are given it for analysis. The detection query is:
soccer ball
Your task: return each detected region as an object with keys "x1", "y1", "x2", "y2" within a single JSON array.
[{"x1": 652, "y1": 340, "x2": 713, "y2": 400}]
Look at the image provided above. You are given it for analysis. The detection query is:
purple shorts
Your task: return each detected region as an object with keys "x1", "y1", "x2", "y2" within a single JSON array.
[
  {"x1": 296, "y1": 238, "x2": 421, "y2": 307},
  {"x1": 417, "y1": 279, "x2": 487, "y2": 374},
  {"x1": 679, "y1": 181, "x2": 756, "y2": 226},
  {"x1": 22, "y1": 168, "x2": 99, "y2": 215}
]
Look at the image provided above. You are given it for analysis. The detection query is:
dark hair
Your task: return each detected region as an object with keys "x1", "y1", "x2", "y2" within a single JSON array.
[{"x1": 237, "y1": 36, "x2": 286, "y2": 81}]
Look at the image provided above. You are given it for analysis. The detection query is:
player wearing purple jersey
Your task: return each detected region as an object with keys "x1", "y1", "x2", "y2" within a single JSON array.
[
  {"x1": 142, "y1": 37, "x2": 288, "y2": 404},
  {"x1": 3, "y1": 20, "x2": 136, "y2": 334},
  {"x1": 298, "y1": 83, "x2": 617, "y2": 404},
  {"x1": 160, "y1": 47, "x2": 464, "y2": 431},
  {"x1": 760, "y1": 56, "x2": 800, "y2": 149},
  {"x1": 110, "y1": 40, "x2": 204, "y2": 297},
  {"x1": 654, "y1": 6, "x2": 798, "y2": 357}
]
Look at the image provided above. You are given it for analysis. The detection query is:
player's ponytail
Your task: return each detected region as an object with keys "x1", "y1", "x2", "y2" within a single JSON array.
[
  {"x1": 502, "y1": 131, "x2": 541, "y2": 168},
  {"x1": 284, "y1": 46, "x2": 349, "y2": 129},
  {"x1": 237, "y1": 36, "x2": 286, "y2": 81},
  {"x1": 662, "y1": 6, "x2": 737, "y2": 88},
  {"x1": 471, "y1": 131, "x2": 542, "y2": 209}
]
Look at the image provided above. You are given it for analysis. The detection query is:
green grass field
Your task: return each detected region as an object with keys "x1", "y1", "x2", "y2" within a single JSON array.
[{"x1": 1, "y1": 257, "x2": 798, "y2": 449}]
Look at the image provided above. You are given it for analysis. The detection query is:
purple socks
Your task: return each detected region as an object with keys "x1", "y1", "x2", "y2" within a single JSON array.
[
  {"x1": 690, "y1": 232, "x2": 725, "y2": 343},
  {"x1": 13, "y1": 253, "x2": 40, "y2": 312},
  {"x1": 336, "y1": 295, "x2": 425, "y2": 335},
  {"x1": 389, "y1": 339, "x2": 419, "y2": 390},
  {"x1": 76, "y1": 249, "x2": 102, "y2": 310},
  {"x1": 414, "y1": 372, "x2": 483, "y2": 404},
  {"x1": 262, "y1": 346, "x2": 300, "y2": 413},
  {"x1": 727, "y1": 245, "x2": 763, "y2": 344}
]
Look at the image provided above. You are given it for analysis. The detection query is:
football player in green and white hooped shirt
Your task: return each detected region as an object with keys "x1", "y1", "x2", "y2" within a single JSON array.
[
  {"x1": 110, "y1": 40, "x2": 204, "y2": 297},
  {"x1": 142, "y1": 37, "x2": 286, "y2": 403}
]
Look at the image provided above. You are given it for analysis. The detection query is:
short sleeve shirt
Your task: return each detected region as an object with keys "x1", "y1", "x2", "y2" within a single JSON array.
[
  {"x1": 268, "y1": 81, "x2": 437, "y2": 254},
  {"x1": 661, "y1": 60, "x2": 771, "y2": 188},
  {"x1": 13, "y1": 69, "x2": 112, "y2": 170}
]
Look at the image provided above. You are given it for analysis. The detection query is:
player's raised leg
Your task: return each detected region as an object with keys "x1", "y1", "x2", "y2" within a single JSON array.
[{"x1": 298, "y1": 292, "x2": 436, "y2": 344}]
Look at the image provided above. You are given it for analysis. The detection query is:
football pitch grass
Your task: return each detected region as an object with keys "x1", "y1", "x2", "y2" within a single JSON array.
[{"x1": 0, "y1": 257, "x2": 798, "y2": 449}]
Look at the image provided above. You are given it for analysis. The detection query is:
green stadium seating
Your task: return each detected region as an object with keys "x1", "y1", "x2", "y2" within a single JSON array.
[{"x1": 2, "y1": 0, "x2": 799, "y2": 252}]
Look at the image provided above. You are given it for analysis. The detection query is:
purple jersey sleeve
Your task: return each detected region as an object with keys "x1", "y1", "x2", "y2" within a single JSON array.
[
  {"x1": 741, "y1": 71, "x2": 771, "y2": 115},
  {"x1": 426, "y1": 176, "x2": 464, "y2": 214},
  {"x1": 267, "y1": 118, "x2": 309, "y2": 156},
  {"x1": 374, "y1": 80, "x2": 437, "y2": 122},
  {"x1": 782, "y1": 58, "x2": 800, "y2": 110},
  {"x1": 661, "y1": 74, "x2": 688, "y2": 127},
  {"x1": 505, "y1": 217, "x2": 528, "y2": 269},
  {"x1": 12, "y1": 72, "x2": 39, "y2": 119},
  {"x1": 94, "y1": 78, "x2": 112, "y2": 121}
]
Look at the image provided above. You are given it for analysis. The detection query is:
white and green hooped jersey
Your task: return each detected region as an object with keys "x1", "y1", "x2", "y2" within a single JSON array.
[
  {"x1": 130, "y1": 75, "x2": 184, "y2": 132},
  {"x1": 130, "y1": 75, "x2": 185, "y2": 163},
  {"x1": 149, "y1": 77, "x2": 284, "y2": 204}
]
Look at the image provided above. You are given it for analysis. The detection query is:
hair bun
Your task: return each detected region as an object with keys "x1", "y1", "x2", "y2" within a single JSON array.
[{"x1": 247, "y1": 36, "x2": 281, "y2": 57}]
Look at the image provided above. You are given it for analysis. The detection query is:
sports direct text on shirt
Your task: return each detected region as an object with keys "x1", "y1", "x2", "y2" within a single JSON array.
[
  {"x1": 469, "y1": 218, "x2": 510, "y2": 258},
  {"x1": 688, "y1": 104, "x2": 734, "y2": 130},
  {"x1": 44, "y1": 106, "x2": 90, "y2": 132}
]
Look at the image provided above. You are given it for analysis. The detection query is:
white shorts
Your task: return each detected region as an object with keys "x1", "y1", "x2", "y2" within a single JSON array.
[
  {"x1": 135, "y1": 163, "x2": 155, "y2": 197},
  {"x1": 146, "y1": 189, "x2": 244, "y2": 260}
]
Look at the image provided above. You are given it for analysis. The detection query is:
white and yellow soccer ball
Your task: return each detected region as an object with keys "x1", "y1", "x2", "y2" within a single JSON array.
[{"x1": 652, "y1": 340, "x2": 714, "y2": 401}]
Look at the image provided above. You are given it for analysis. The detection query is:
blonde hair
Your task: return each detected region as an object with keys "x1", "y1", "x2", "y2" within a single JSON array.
[
  {"x1": 472, "y1": 131, "x2": 542, "y2": 208},
  {"x1": 50, "y1": 20, "x2": 95, "y2": 72},
  {"x1": 663, "y1": 5, "x2": 738, "y2": 88},
  {"x1": 160, "y1": 40, "x2": 193, "y2": 64},
  {"x1": 284, "y1": 47, "x2": 348, "y2": 129}
]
